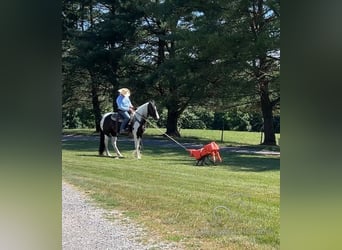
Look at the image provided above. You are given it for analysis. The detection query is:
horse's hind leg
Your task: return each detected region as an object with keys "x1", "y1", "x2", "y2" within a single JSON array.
[
  {"x1": 110, "y1": 136, "x2": 123, "y2": 158},
  {"x1": 99, "y1": 130, "x2": 105, "y2": 156}
]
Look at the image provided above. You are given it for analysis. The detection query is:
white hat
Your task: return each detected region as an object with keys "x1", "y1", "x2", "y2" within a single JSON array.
[{"x1": 118, "y1": 88, "x2": 130, "y2": 97}]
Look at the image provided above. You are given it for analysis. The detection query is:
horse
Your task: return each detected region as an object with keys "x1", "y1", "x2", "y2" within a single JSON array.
[{"x1": 99, "y1": 100, "x2": 160, "y2": 159}]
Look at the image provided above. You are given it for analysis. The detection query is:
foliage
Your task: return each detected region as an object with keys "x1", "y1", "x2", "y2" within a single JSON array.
[
  {"x1": 63, "y1": 105, "x2": 280, "y2": 134},
  {"x1": 62, "y1": 0, "x2": 280, "y2": 142}
]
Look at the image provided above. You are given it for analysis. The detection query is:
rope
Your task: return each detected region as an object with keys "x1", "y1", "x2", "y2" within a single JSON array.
[{"x1": 144, "y1": 119, "x2": 189, "y2": 151}]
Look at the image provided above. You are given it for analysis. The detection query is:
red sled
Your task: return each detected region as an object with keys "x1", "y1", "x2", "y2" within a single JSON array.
[{"x1": 187, "y1": 142, "x2": 222, "y2": 166}]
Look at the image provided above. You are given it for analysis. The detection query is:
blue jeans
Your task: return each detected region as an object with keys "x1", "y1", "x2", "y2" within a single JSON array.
[{"x1": 118, "y1": 110, "x2": 130, "y2": 131}]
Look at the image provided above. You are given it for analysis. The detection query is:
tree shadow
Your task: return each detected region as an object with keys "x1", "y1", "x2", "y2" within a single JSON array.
[
  {"x1": 62, "y1": 141, "x2": 98, "y2": 151},
  {"x1": 63, "y1": 139, "x2": 280, "y2": 172},
  {"x1": 62, "y1": 140, "x2": 132, "y2": 152},
  {"x1": 76, "y1": 154, "x2": 122, "y2": 159},
  {"x1": 140, "y1": 144, "x2": 280, "y2": 172},
  {"x1": 219, "y1": 153, "x2": 280, "y2": 172}
]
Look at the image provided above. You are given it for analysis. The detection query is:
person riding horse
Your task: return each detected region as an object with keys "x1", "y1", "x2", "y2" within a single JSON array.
[
  {"x1": 99, "y1": 100, "x2": 160, "y2": 159},
  {"x1": 116, "y1": 88, "x2": 135, "y2": 134}
]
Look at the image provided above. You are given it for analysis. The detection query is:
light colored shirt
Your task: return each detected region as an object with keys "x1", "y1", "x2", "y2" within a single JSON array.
[{"x1": 116, "y1": 95, "x2": 132, "y2": 111}]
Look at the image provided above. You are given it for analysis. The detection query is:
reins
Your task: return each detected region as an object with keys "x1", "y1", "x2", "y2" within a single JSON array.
[
  {"x1": 133, "y1": 102, "x2": 189, "y2": 151},
  {"x1": 144, "y1": 119, "x2": 189, "y2": 151}
]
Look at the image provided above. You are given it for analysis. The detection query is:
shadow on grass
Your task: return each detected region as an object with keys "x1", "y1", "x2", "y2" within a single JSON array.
[
  {"x1": 62, "y1": 141, "x2": 98, "y2": 151},
  {"x1": 139, "y1": 144, "x2": 280, "y2": 172},
  {"x1": 220, "y1": 153, "x2": 280, "y2": 172},
  {"x1": 62, "y1": 140, "x2": 132, "y2": 152},
  {"x1": 63, "y1": 139, "x2": 279, "y2": 172},
  {"x1": 76, "y1": 154, "x2": 116, "y2": 158}
]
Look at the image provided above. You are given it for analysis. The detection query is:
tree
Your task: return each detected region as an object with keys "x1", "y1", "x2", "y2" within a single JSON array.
[
  {"x1": 62, "y1": 0, "x2": 144, "y2": 130},
  {"x1": 62, "y1": 0, "x2": 106, "y2": 131},
  {"x1": 62, "y1": 0, "x2": 280, "y2": 143},
  {"x1": 244, "y1": 0, "x2": 280, "y2": 145},
  {"x1": 133, "y1": 0, "x2": 245, "y2": 136},
  {"x1": 188, "y1": 0, "x2": 280, "y2": 144}
]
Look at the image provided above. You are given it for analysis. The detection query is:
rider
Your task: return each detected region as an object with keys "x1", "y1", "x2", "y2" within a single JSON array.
[{"x1": 116, "y1": 88, "x2": 135, "y2": 134}]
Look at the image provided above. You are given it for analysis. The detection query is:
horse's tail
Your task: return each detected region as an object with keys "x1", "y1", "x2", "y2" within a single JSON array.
[{"x1": 99, "y1": 130, "x2": 105, "y2": 155}]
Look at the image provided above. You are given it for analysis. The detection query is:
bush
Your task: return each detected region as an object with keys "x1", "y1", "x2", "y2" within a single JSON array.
[
  {"x1": 63, "y1": 109, "x2": 82, "y2": 129},
  {"x1": 62, "y1": 104, "x2": 280, "y2": 134},
  {"x1": 62, "y1": 106, "x2": 94, "y2": 129},
  {"x1": 187, "y1": 108, "x2": 279, "y2": 133},
  {"x1": 179, "y1": 108, "x2": 207, "y2": 129}
]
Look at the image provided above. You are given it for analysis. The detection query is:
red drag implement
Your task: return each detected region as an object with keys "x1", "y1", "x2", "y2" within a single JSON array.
[
  {"x1": 142, "y1": 119, "x2": 223, "y2": 166},
  {"x1": 187, "y1": 141, "x2": 222, "y2": 166}
]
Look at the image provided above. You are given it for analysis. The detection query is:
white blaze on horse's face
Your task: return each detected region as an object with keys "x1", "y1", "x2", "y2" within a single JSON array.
[
  {"x1": 149, "y1": 101, "x2": 159, "y2": 120},
  {"x1": 154, "y1": 105, "x2": 160, "y2": 120}
]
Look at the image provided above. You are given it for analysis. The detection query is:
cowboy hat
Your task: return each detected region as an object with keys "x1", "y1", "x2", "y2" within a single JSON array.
[{"x1": 118, "y1": 88, "x2": 131, "y2": 97}]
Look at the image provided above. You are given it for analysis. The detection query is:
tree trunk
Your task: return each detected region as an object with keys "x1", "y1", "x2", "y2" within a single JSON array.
[
  {"x1": 111, "y1": 77, "x2": 119, "y2": 111},
  {"x1": 91, "y1": 85, "x2": 102, "y2": 132},
  {"x1": 157, "y1": 38, "x2": 165, "y2": 66},
  {"x1": 260, "y1": 82, "x2": 276, "y2": 145},
  {"x1": 106, "y1": 51, "x2": 119, "y2": 111},
  {"x1": 166, "y1": 109, "x2": 181, "y2": 137},
  {"x1": 89, "y1": 70, "x2": 102, "y2": 132}
]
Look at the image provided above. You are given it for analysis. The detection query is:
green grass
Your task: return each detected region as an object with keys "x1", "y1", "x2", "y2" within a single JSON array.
[{"x1": 62, "y1": 129, "x2": 280, "y2": 249}]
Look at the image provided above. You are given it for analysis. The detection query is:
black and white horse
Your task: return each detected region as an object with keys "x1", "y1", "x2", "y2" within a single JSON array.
[{"x1": 99, "y1": 100, "x2": 160, "y2": 159}]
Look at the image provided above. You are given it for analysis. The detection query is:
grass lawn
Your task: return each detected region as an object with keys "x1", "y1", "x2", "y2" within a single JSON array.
[{"x1": 62, "y1": 129, "x2": 280, "y2": 249}]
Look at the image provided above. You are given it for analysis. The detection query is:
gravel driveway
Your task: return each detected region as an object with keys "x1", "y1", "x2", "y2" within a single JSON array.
[{"x1": 62, "y1": 181, "x2": 182, "y2": 250}]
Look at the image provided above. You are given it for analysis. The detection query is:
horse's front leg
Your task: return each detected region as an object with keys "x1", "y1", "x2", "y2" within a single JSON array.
[
  {"x1": 133, "y1": 136, "x2": 142, "y2": 159},
  {"x1": 104, "y1": 135, "x2": 112, "y2": 156},
  {"x1": 110, "y1": 136, "x2": 123, "y2": 158}
]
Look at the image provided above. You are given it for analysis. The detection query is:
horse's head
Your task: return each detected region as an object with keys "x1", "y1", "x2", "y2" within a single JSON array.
[{"x1": 147, "y1": 100, "x2": 159, "y2": 120}]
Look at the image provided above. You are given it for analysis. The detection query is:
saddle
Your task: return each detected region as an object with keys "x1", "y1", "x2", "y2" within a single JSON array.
[
  {"x1": 110, "y1": 112, "x2": 134, "y2": 133},
  {"x1": 110, "y1": 112, "x2": 124, "y2": 122}
]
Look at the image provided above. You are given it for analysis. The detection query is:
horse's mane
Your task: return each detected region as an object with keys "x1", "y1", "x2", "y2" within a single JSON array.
[{"x1": 136, "y1": 100, "x2": 154, "y2": 110}]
